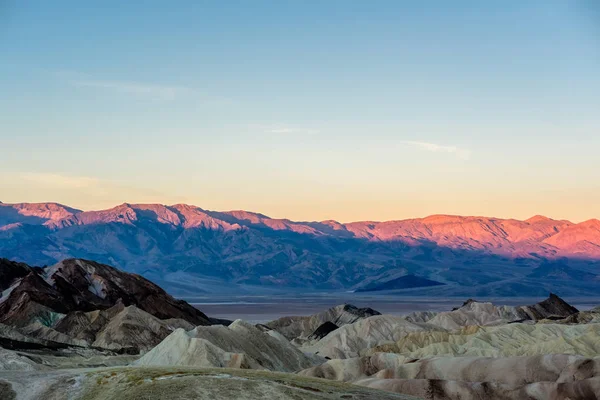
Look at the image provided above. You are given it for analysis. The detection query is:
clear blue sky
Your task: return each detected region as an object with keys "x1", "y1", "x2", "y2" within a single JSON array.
[{"x1": 1, "y1": 1, "x2": 599, "y2": 222}]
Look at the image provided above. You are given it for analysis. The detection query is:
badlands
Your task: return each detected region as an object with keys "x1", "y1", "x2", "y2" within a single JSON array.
[{"x1": 0, "y1": 258, "x2": 599, "y2": 399}]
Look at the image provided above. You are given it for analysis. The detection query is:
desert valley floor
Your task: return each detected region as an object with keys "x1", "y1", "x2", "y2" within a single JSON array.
[{"x1": 190, "y1": 295, "x2": 600, "y2": 324}]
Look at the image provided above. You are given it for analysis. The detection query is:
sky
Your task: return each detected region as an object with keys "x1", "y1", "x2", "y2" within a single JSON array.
[{"x1": 1, "y1": 1, "x2": 599, "y2": 222}]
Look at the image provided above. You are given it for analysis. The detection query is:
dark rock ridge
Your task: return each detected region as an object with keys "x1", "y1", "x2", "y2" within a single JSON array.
[
  {"x1": 0, "y1": 258, "x2": 210, "y2": 327},
  {"x1": 0, "y1": 258, "x2": 214, "y2": 353},
  {"x1": 452, "y1": 299, "x2": 478, "y2": 311},
  {"x1": 266, "y1": 304, "x2": 381, "y2": 341},
  {"x1": 515, "y1": 293, "x2": 579, "y2": 320},
  {"x1": 0, "y1": 259, "x2": 33, "y2": 291},
  {"x1": 341, "y1": 304, "x2": 382, "y2": 320},
  {"x1": 452, "y1": 294, "x2": 578, "y2": 322},
  {"x1": 308, "y1": 321, "x2": 339, "y2": 340}
]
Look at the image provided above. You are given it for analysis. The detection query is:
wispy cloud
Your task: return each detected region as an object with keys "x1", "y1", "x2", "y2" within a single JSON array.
[
  {"x1": 70, "y1": 79, "x2": 192, "y2": 101},
  {"x1": 402, "y1": 141, "x2": 471, "y2": 160},
  {"x1": 21, "y1": 173, "x2": 101, "y2": 189},
  {"x1": 19, "y1": 172, "x2": 184, "y2": 204},
  {"x1": 265, "y1": 126, "x2": 320, "y2": 135}
]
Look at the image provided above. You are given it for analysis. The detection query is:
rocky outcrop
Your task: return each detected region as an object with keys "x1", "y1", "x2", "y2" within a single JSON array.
[
  {"x1": 0, "y1": 259, "x2": 33, "y2": 292},
  {"x1": 0, "y1": 271, "x2": 69, "y2": 327},
  {"x1": 91, "y1": 305, "x2": 194, "y2": 352},
  {"x1": 0, "y1": 348, "x2": 45, "y2": 371},
  {"x1": 49, "y1": 302, "x2": 195, "y2": 353},
  {"x1": 363, "y1": 355, "x2": 600, "y2": 386},
  {"x1": 0, "y1": 258, "x2": 214, "y2": 354},
  {"x1": 266, "y1": 304, "x2": 380, "y2": 341},
  {"x1": 366, "y1": 323, "x2": 600, "y2": 358},
  {"x1": 300, "y1": 354, "x2": 600, "y2": 399},
  {"x1": 298, "y1": 353, "x2": 413, "y2": 382},
  {"x1": 357, "y1": 376, "x2": 600, "y2": 400},
  {"x1": 406, "y1": 294, "x2": 579, "y2": 330},
  {"x1": 294, "y1": 297, "x2": 599, "y2": 399},
  {"x1": 0, "y1": 321, "x2": 78, "y2": 351},
  {"x1": 516, "y1": 292, "x2": 579, "y2": 320},
  {"x1": 135, "y1": 328, "x2": 253, "y2": 369},
  {"x1": 294, "y1": 296, "x2": 587, "y2": 363},
  {"x1": 407, "y1": 301, "x2": 522, "y2": 330},
  {"x1": 308, "y1": 321, "x2": 339, "y2": 341},
  {"x1": 19, "y1": 322, "x2": 89, "y2": 347},
  {"x1": 136, "y1": 320, "x2": 324, "y2": 372},
  {"x1": 301, "y1": 353, "x2": 600, "y2": 384},
  {"x1": 0, "y1": 258, "x2": 210, "y2": 328},
  {"x1": 0, "y1": 303, "x2": 196, "y2": 354},
  {"x1": 301, "y1": 315, "x2": 442, "y2": 359},
  {"x1": 44, "y1": 259, "x2": 210, "y2": 325},
  {"x1": 548, "y1": 308, "x2": 600, "y2": 324},
  {"x1": 354, "y1": 355, "x2": 600, "y2": 400},
  {"x1": 44, "y1": 299, "x2": 196, "y2": 352}
]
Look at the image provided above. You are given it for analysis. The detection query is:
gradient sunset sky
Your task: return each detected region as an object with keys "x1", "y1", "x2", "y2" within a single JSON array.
[{"x1": 1, "y1": 1, "x2": 599, "y2": 222}]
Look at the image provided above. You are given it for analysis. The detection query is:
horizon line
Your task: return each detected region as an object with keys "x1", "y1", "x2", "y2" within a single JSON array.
[{"x1": 3, "y1": 200, "x2": 598, "y2": 226}]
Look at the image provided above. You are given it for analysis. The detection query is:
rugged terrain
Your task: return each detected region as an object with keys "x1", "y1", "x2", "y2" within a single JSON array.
[
  {"x1": 136, "y1": 320, "x2": 324, "y2": 371},
  {"x1": 265, "y1": 304, "x2": 381, "y2": 343},
  {"x1": 0, "y1": 258, "x2": 213, "y2": 354},
  {"x1": 291, "y1": 296, "x2": 600, "y2": 399},
  {"x1": 1, "y1": 202, "x2": 600, "y2": 295},
  {"x1": 0, "y1": 256, "x2": 599, "y2": 399}
]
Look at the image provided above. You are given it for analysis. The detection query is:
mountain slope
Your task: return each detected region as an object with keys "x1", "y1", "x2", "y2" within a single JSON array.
[
  {"x1": 136, "y1": 320, "x2": 324, "y2": 372},
  {"x1": 543, "y1": 219, "x2": 600, "y2": 257},
  {"x1": 0, "y1": 258, "x2": 217, "y2": 354},
  {"x1": 0, "y1": 258, "x2": 210, "y2": 327},
  {"x1": 0, "y1": 202, "x2": 599, "y2": 295}
]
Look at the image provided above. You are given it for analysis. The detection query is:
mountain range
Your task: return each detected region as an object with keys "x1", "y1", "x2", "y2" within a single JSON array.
[{"x1": 1, "y1": 201, "x2": 599, "y2": 296}]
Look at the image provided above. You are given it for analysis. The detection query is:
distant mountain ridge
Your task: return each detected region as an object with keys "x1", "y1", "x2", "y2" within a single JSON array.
[
  {"x1": 2, "y1": 201, "x2": 598, "y2": 257},
  {"x1": 1, "y1": 202, "x2": 599, "y2": 295}
]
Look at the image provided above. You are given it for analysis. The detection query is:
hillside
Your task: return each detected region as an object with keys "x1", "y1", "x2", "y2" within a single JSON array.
[{"x1": 1, "y1": 202, "x2": 599, "y2": 295}]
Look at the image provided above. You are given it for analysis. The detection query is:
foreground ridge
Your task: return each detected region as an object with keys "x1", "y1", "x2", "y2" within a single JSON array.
[{"x1": 0, "y1": 257, "x2": 599, "y2": 399}]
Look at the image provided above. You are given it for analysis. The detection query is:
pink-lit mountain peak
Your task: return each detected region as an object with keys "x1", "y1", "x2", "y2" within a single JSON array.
[
  {"x1": 578, "y1": 218, "x2": 600, "y2": 229},
  {"x1": 526, "y1": 215, "x2": 554, "y2": 224},
  {"x1": 74, "y1": 203, "x2": 241, "y2": 231},
  {"x1": 1, "y1": 202, "x2": 599, "y2": 258},
  {"x1": 318, "y1": 220, "x2": 348, "y2": 231},
  {"x1": 0, "y1": 202, "x2": 80, "y2": 221},
  {"x1": 222, "y1": 210, "x2": 272, "y2": 224},
  {"x1": 557, "y1": 223, "x2": 600, "y2": 245}
]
